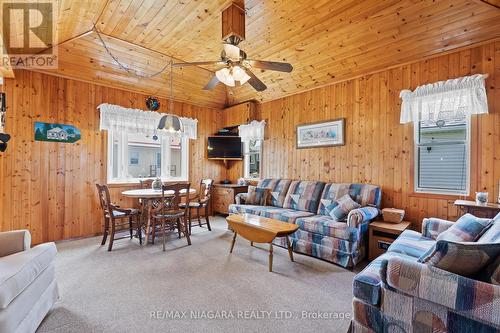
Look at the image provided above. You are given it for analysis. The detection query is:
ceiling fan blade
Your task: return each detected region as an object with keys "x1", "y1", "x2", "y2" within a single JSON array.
[
  {"x1": 247, "y1": 60, "x2": 293, "y2": 73},
  {"x1": 223, "y1": 43, "x2": 241, "y2": 61},
  {"x1": 172, "y1": 61, "x2": 225, "y2": 67},
  {"x1": 245, "y1": 70, "x2": 267, "y2": 92},
  {"x1": 203, "y1": 75, "x2": 220, "y2": 90}
]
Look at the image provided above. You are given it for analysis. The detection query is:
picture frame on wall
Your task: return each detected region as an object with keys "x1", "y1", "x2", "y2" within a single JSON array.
[{"x1": 296, "y1": 118, "x2": 345, "y2": 149}]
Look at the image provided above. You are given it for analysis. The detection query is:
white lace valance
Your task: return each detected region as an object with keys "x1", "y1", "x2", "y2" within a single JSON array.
[
  {"x1": 399, "y1": 74, "x2": 489, "y2": 124},
  {"x1": 238, "y1": 120, "x2": 266, "y2": 141},
  {"x1": 98, "y1": 103, "x2": 198, "y2": 139}
]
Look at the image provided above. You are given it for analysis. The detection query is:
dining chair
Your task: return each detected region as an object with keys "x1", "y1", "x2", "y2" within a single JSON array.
[
  {"x1": 96, "y1": 184, "x2": 142, "y2": 251},
  {"x1": 151, "y1": 183, "x2": 192, "y2": 251},
  {"x1": 181, "y1": 179, "x2": 213, "y2": 235},
  {"x1": 139, "y1": 179, "x2": 154, "y2": 189}
]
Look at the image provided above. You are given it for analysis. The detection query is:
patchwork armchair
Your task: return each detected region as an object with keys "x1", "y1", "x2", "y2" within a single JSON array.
[{"x1": 351, "y1": 214, "x2": 500, "y2": 333}]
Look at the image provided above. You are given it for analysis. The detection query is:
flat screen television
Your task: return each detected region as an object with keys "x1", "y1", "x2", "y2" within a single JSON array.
[{"x1": 207, "y1": 136, "x2": 243, "y2": 159}]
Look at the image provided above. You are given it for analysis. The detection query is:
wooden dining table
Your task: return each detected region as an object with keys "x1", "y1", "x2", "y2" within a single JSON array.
[{"x1": 121, "y1": 188, "x2": 197, "y2": 244}]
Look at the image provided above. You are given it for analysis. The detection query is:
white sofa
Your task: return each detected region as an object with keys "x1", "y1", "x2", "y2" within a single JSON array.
[{"x1": 0, "y1": 230, "x2": 59, "y2": 333}]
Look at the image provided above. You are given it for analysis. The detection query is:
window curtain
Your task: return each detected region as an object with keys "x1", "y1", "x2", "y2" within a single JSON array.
[
  {"x1": 98, "y1": 103, "x2": 198, "y2": 139},
  {"x1": 399, "y1": 74, "x2": 488, "y2": 124},
  {"x1": 238, "y1": 120, "x2": 266, "y2": 142}
]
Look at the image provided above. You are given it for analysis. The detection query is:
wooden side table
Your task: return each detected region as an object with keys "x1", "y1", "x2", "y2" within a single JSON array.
[
  {"x1": 454, "y1": 200, "x2": 500, "y2": 219},
  {"x1": 368, "y1": 221, "x2": 411, "y2": 261},
  {"x1": 212, "y1": 184, "x2": 248, "y2": 214}
]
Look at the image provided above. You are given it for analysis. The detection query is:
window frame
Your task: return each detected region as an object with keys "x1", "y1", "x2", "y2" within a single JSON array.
[
  {"x1": 413, "y1": 116, "x2": 471, "y2": 196},
  {"x1": 243, "y1": 139, "x2": 262, "y2": 179},
  {"x1": 107, "y1": 131, "x2": 189, "y2": 184}
]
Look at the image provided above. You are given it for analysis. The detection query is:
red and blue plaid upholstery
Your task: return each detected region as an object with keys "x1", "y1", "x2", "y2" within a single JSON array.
[
  {"x1": 418, "y1": 240, "x2": 500, "y2": 277},
  {"x1": 387, "y1": 230, "x2": 436, "y2": 258},
  {"x1": 436, "y1": 213, "x2": 492, "y2": 242},
  {"x1": 326, "y1": 194, "x2": 361, "y2": 221},
  {"x1": 382, "y1": 256, "x2": 500, "y2": 330},
  {"x1": 259, "y1": 207, "x2": 314, "y2": 224},
  {"x1": 256, "y1": 178, "x2": 292, "y2": 207},
  {"x1": 295, "y1": 215, "x2": 359, "y2": 241},
  {"x1": 317, "y1": 183, "x2": 381, "y2": 216},
  {"x1": 347, "y1": 206, "x2": 379, "y2": 229},
  {"x1": 353, "y1": 251, "x2": 418, "y2": 306},
  {"x1": 282, "y1": 180, "x2": 325, "y2": 213},
  {"x1": 352, "y1": 215, "x2": 500, "y2": 333},
  {"x1": 422, "y1": 217, "x2": 454, "y2": 240},
  {"x1": 228, "y1": 204, "x2": 269, "y2": 216}
]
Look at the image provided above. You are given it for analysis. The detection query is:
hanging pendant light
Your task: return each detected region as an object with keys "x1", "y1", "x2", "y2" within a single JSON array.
[{"x1": 158, "y1": 61, "x2": 183, "y2": 134}]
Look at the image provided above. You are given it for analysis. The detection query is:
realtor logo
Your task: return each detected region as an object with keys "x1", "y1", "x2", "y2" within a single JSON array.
[{"x1": 1, "y1": 0, "x2": 58, "y2": 69}]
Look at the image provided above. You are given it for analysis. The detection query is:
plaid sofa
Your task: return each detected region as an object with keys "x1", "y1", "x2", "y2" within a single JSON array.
[
  {"x1": 351, "y1": 214, "x2": 500, "y2": 333},
  {"x1": 229, "y1": 179, "x2": 381, "y2": 268}
]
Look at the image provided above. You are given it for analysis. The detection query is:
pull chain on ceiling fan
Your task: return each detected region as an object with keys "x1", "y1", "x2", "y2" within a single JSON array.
[{"x1": 173, "y1": 2, "x2": 293, "y2": 92}]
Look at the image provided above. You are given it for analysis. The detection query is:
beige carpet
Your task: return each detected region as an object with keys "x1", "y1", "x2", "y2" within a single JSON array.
[{"x1": 38, "y1": 217, "x2": 356, "y2": 333}]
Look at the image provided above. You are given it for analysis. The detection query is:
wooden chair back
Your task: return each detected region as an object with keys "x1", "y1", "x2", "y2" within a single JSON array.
[
  {"x1": 156, "y1": 183, "x2": 191, "y2": 217},
  {"x1": 140, "y1": 179, "x2": 154, "y2": 189},
  {"x1": 96, "y1": 183, "x2": 115, "y2": 221},
  {"x1": 199, "y1": 179, "x2": 214, "y2": 203}
]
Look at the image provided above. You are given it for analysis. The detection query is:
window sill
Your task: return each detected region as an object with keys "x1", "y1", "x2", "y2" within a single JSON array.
[
  {"x1": 409, "y1": 192, "x2": 472, "y2": 201},
  {"x1": 107, "y1": 178, "x2": 189, "y2": 187}
]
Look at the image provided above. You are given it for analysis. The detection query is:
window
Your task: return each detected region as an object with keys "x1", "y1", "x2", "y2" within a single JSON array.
[
  {"x1": 108, "y1": 131, "x2": 188, "y2": 183},
  {"x1": 243, "y1": 139, "x2": 262, "y2": 179},
  {"x1": 414, "y1": 115, "x2": 470, "y2": 195}
]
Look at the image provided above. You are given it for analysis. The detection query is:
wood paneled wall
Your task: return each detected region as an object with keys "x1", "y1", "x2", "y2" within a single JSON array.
[
  {"x1": 256, "y1": 41, "x2": 500, "y2": 230},
  {"x1": 0, "y1": 70, "x2": 225, "y2": 244}
]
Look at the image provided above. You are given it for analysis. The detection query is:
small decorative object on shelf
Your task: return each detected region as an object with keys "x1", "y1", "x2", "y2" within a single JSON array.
[
  {"x1": 145, "y1": 96, "x2": 160, "y2": 111},
  {"x1": 382, "y1": 208, "x2": 405, "y2": 223},
  {"x1": 152, "y1": 177, "x2": 162, "y2": 191},
  {"x1": 475, "y1": 192, "x2": 489, "y2": 205}
]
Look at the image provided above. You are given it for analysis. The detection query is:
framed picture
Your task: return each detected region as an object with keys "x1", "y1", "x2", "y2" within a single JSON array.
[
  {"x1": 34, "y1": 122, "x2": 81, "y2": 143},
  {"x1": 296, "y1": 118, "x2": 345, "y2": 149}
]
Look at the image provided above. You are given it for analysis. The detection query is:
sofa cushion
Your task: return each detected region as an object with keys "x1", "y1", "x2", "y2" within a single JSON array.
[
  {"x1": 326, "y1": 194, "x2": 361, "y2": 221},
  {"x1": 282, "y1": 180, "x2": 325, "y2": 213},
  {"x1": 0, "y1": 242, "x2": 57, "y2": 309},
  {"x1": 387, "y1": 230, "x2": 436, "y2": 259},
  {"x1": 245, "y1": 186, "x2": 269, "y2": 206},
  {"x1": 477, "y1": 213, "x2": 500, "y2": 243},
  {"x1": 256, "y1": 179, "x2": 292, "y2": 208},
  {"x1": 259, "y1": 207, "x2": 314, "y2": 224},
  {"x1": 353, "y1": 251, "x2": 417, "y2": 305},
  {"x1": 228, "y1": 204, "x2": 270, "y2": 216},
  {"x1": 295, "y1": 215, "x2": 358, "y2": 241},
  {"x1": 317, "y1": 183, "x2": 381, "y2": 216},
  {"x1": 418, "y1": 240, "x2": 500, "y2": 277},
  {"x1": 436, "y1": 213, "x2": 492, "y2": 242}
]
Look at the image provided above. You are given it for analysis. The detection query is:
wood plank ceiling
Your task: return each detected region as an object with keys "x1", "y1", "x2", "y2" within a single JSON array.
[{"x1": 17, "y1": 0, "x2": 500, "y2": 107}]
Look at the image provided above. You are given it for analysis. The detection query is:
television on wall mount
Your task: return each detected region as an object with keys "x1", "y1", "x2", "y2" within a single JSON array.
[{"x1": 207, "y1": 136, "x2": 243, "y2": 160}]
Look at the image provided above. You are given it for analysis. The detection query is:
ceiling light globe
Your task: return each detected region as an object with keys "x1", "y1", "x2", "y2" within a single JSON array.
[
  {"x1": 216, "y1": 68, "x2": 235, "y2": 87},
  {"x1": 232, "y1": 66, "x2": 251, "y2": 84}
]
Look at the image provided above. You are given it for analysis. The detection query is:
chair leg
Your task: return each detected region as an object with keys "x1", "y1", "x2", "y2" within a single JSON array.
[
  {"x1": 205, "y1": 205, "x2": 211, "y2": 231},
  {"x1": 108, "y1": 220, "x2": 115, "y2": 251},
  {"x1": 129, "y1": 216, "x2": 133, "y2": 239},
  {"x1": 151, "y1": 219, "x2": 156, "y2": 244},
  {"x1": 197, "y1": 207, "x2": 201, "y2": 227},
  {"x1": 184, "y1": 217, "x2": 191, "y2": 245},
  {"x1": 177, "y1": 219, "x2": 181, "y2": 239},
  {"x1": 101, "y1": 217, "x2": 109, "y2": 245},
  {"x1": 188, "y1": 208, "x2": 192, "y2": 235},
  {"x1": 162, "y1": 220, "x2": 166, "y2": 252},
  {"x1": 137, "y1": 215, "x2": 142, "y2": 245}
]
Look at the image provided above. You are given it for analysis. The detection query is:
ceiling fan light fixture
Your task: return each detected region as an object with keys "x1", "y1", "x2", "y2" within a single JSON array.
[
  {"x1": 215, "y1": 68, "x2": 235, "y2": 87},
  {"x1": 232, "y1": 65, "x2": 251, "y2": 84}
]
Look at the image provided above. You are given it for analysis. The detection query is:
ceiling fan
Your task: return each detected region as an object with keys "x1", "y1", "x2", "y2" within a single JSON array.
[{"x1": 172, "y1": 2, "x2": 293, "y2": 92}]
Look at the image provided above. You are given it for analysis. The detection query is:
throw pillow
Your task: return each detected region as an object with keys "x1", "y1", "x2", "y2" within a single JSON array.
[
  {"x1": 327, "y1": 194, "x2": 361, "y2": 221},
  {"x1": 418, "y1": 240, "x2": 500, "y2": 277},
  {"x1": 245, "y1": 186, "x2": 269, "y2": 206},
  {"x1": 476, "y1": 217, "x2": 500, "y2": 284},
  {"x1": 436, "y1": 213, "x2": 492, "y2": 242}
]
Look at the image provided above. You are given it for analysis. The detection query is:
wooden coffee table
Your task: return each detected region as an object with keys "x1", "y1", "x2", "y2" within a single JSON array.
[{"x1": 226, "y1": 214, "x2": 299, "y2": 272}]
